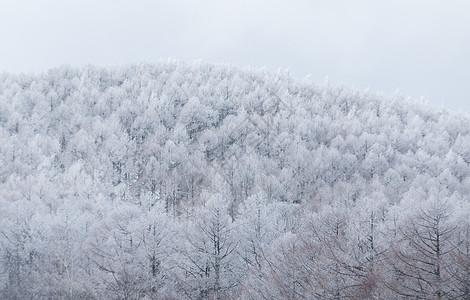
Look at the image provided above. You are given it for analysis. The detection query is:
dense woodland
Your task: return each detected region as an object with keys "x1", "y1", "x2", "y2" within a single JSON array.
[{"x1": 2, "y1": 62, "x2": 470, "y2": 299}]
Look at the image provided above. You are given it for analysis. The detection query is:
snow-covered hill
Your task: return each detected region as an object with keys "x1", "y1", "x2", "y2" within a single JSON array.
[{"x1": 1, "y1": 62, "x2": 470, "y2": 299}]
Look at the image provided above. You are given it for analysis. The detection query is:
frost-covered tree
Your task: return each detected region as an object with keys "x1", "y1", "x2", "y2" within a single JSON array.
[
  {"x1": 386, "y1": 196, "x2": 460, "y2": 299},
  {"x1": 172, "y1": 196, "x2": 240, "y2": 299}
]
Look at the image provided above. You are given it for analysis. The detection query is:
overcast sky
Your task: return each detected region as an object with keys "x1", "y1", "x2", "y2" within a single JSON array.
[{"x1": 1, "y1": 0, "x2": 469, "y2": 112}]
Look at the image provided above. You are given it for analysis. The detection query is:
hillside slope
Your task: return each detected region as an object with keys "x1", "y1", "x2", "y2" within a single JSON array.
[{"x1": 1, "y1": 62, "x2": 470, "y2": 299}]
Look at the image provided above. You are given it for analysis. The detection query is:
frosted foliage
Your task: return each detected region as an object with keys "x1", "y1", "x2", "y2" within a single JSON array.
[{"x1": 1, "y1": 62, "x2": 470, "y2": 299}]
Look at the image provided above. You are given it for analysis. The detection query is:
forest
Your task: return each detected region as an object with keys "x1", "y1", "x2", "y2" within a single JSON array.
[{"x1": 1, "y1": 61, "x2": 470, "y2": 299}]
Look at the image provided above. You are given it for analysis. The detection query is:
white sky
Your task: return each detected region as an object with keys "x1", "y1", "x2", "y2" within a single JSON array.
[{"x1": 1, "y1": 0, "x2": 469, "y2": 112}]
